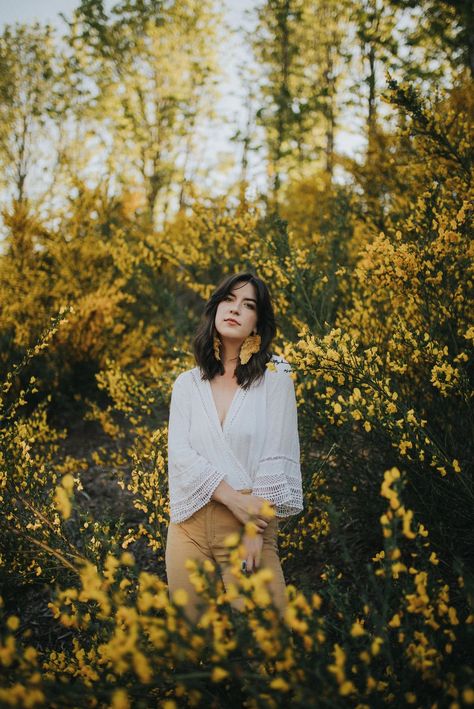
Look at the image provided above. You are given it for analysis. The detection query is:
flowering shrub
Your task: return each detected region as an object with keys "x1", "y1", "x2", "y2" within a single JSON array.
[{"x1": 0, "y1": 77, "x2": 472, "y2": 706}]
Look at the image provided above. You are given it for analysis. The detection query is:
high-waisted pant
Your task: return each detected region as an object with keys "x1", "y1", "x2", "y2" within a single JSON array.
[{"x1": 165, "y1": 490, "x2": 287, "y2": 624}]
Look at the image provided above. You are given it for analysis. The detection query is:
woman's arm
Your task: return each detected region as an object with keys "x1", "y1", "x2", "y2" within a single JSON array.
[
  {"x1": 251, "y1": 365, "x2": 304, "y2": 517},
  {"x1": 211, "y1": 479, "x2": 275, "y2": 532},
  {"x1": 168, "y1": 375, "x2": 227, "y2": 522}
]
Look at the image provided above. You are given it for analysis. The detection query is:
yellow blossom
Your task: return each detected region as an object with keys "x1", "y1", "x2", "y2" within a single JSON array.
[
  {"x1": 6, "y1": 616, "x2": 20, "y2": 631},
  {"x1": 388, "y1": 613, "x2": 401, "y2": 628},
  {"x1": 371, "y1": 637, "x2": 383, "y2": 656},
  {"x1": 110, "y1": 690, "x2": 130, "y2": 709},
  {"x1": 224, "y1": 532, "x2": 240, "y2": 548},
  {"x1": 270, "y1": 677, "x2": 290, "y2": 692},
  {"x1": 54, "y1": 486, "x2": 71, "y2": 520},
  {"x1": 340, "y1": 681, "x2": 356, "y2": 696},
  {"x1": 211, "y1": 667, "x2": 228, "y2": 682},
  {"x1": 120, "y1": 552, "x2": 134, "y2": 566},
  {"x1": 173, "y1": 589, "x2": 188, "y2": 607},
  {"x1": 351, "y1": 620, "x2": 365, "y2": 637},
  {"x1": 462, "y1": 689, "x2": 474, "y2": 704},
  {"x1": 448, "y1": 607, "x2": 459, "y2": 625}
]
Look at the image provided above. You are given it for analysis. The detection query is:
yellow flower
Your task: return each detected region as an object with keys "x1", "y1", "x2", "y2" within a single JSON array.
[
  {"x1": 110, "y1": 689, "x2": 130, "y2": 709},
  {"x1": 61, "y1": 473, "x2": 75, "y2": 494},
  {"x1": 120, "y1": 551, "x2": 135, "y2": 566},
  {"x1": 173, "y1": 589, "x2": 188, "y2": 607},
  {"x1": 259, "y1": 499, "x2": 276, "y2": 519},
  {"x1": 256, "y1": 568, "x2": 274, "y2": 584},
  {"x1": 388, "y1": 613, "x2": 401, "y2": 628},
  {"x1": 6, "y1": 616, "x2": 20, "y2": 631},
  {"x1": 270, "y1": 677, "x2": 290, "y2": 692},
  {"x1": 211, "y1": 667, "x2": 228, "y2": 682},
  {"x1": 54, "y1": 486, "x2": 71, "y2": 520},
  {"x1": 244, "y1": 521, "x2": 259, "y2": 538},
  {"x1": 23, "y1": 646, "x2": 37, "y2": 663},
  {"x1": 350, "y1": 620, "x2": 365, "y2": 637},
  {"x1": 340, "y1": 680, "x2": 356, "y2": 696},
  {"x1": 462, "y1": 688, "x2": 474, "y2": 704},
  {"x1": 371, "y1": 637, "x2": 383, "y2": 656},
  {"x1": 254, "y1": 588, "x2": 271, "y2": 607},
  {"x1": 133, "y1": 651, "x2": 152, "y2": 682},
  {"x1": 448, "y1": 607, "x2": 459, "y2": 625},
  {"x1": 224, "y1": 532, "x2": 240, "y2": 548}
]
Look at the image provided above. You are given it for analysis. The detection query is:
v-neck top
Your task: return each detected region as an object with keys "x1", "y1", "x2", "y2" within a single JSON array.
[
  {"x1": 167, "y1": 355, "x2": 304, "y2": 523},
  {"x1": 208, "y1": 379, "x2": 241, "y2": 430}
]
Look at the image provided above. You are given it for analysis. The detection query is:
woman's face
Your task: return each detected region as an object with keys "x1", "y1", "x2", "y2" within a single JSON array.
[{"x1": 215, "y1": 280, "x2": 258, "y2": 342}]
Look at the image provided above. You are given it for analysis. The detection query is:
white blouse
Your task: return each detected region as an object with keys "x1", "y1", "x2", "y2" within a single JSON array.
[{"x1": 167, "y1": 355, "x2": 304, "y2": 523}]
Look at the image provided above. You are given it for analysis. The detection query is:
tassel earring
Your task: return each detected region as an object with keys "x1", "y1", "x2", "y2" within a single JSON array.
[
  {"x1": 239, "y1": 331, "x2": 261, "y2": 365},
  {"x1": 213, "y1": 332, "x2": 221, "y2": 361}
]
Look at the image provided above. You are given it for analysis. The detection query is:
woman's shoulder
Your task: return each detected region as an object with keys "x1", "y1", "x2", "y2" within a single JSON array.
[{"x1": 172, "y1": 366, "x2": 200, "y2": 390}]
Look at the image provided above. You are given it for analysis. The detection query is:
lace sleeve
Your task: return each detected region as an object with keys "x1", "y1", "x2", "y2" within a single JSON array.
[
  {"x1": 252, "y1": 362, "x2": 304, "y2": 517},
  {"x1": 167, "y1": 375, "x2": 225, "y2": 523}
]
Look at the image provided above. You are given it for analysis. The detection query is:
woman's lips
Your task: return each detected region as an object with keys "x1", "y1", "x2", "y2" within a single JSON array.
[{"x1": 224, "y1": 319, "x2": 240, "y2": 325}]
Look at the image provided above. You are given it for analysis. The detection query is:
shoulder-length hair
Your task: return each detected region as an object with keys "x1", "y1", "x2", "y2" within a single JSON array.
[{"x1": 193, "y1": 271, "x2": 277, "y2": 389}]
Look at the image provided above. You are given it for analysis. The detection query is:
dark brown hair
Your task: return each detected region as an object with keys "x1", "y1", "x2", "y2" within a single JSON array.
[{"x1": 193, "y1": 271, "x2": 277, "y2": 389}]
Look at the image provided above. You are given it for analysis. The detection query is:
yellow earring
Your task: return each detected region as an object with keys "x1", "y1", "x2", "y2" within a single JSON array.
[
  {"x1": 239, "y1": 332, "x2": 261, "y2": 365},
  {"x1": 213, "y1": 332, "x2": 221, "y2": 361}
]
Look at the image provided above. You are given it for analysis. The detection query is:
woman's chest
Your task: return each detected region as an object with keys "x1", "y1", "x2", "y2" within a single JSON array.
[
  {"x1": 189, "y1": 372, "x2": 268, "y2": 453},
  {"x1": 209, "y1": 377, "x2": 241, "y2": 428}
]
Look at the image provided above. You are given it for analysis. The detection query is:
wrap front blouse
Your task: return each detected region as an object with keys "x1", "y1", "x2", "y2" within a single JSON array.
[{"x1": 167, "y1": 356, "x2": 304, "y2": 523}]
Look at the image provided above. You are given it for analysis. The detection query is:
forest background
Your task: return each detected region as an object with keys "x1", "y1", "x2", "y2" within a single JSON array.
[{"x1": 0, "y1": 0, "x2": 473, "y2": 707}]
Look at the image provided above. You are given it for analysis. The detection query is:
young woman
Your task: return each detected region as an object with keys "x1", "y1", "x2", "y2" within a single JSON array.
[{"x1": 165, "y1": 272, "x2": 303, "y2": 624}]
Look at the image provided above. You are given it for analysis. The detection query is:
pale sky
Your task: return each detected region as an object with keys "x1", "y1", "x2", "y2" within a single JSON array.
[
  {"x1": 0, "y1": 0, "x2": 363, "y2": 199},
  {"x1": 0, "y1": 0, "x2": 271, "y2": 197},
  {"x1": 0, "y1": 0, "x2": 252, "y2": 25}
]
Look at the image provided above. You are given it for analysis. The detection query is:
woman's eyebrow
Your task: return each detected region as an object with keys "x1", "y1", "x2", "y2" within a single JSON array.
[{"x1": 228, "y1": 293, "x2": 257, "y2": 303}]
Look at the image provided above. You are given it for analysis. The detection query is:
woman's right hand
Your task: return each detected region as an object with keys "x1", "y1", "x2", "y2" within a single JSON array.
[{"x1": 228, "y1": 492, "x2": 276, "y2": 532}]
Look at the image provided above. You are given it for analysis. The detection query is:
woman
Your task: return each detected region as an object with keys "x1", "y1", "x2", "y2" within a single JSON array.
[{"x1": 165, "y1": 271, "x2": 303, "y2": 624}]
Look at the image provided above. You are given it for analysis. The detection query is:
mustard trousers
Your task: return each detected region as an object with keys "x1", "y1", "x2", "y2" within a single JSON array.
[{"x1": 165, "y1": 490, "x2": 287, "y2": 624}]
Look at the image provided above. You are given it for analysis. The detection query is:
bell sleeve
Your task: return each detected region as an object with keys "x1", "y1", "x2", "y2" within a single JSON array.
[
  {"x1": 251, "y1": 363, "x2": 304, "y2": 518},
  {"x1": 167, "y1": 374, "x2": 226, "y2": 523}
]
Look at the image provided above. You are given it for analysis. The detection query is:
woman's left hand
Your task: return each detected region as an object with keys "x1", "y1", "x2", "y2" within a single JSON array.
[{"x1": 241, "y1": 532, "x2": 264, "y2": 574}]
